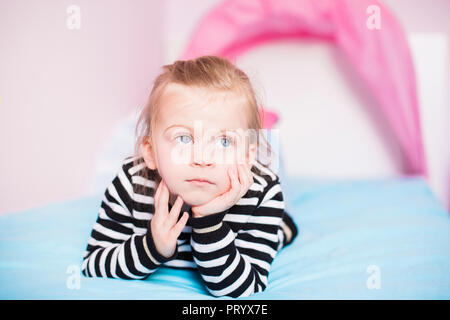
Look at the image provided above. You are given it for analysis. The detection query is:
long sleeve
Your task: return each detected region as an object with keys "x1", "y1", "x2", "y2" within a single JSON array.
[
  {"x1": 189, "y1": 178, "x2": 286, "y2": 298},
  {"x1": 81, "y1": 161, "x2": 177, "y2": 279}
]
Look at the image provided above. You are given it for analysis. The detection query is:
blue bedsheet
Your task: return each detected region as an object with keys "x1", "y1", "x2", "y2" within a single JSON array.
[{"x1": 1, "y1": 176, "x2": 449, "y2": 299}]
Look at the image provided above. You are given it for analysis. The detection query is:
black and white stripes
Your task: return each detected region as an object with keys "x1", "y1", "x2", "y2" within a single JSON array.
[{"x1": 81, "y1": 156, "x2": 297, "y2": 297}]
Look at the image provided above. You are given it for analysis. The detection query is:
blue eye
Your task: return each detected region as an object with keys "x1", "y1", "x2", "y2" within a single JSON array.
[
  {"x1": 217, "y1": 136, "x2": 233, "y2": 148},
  {"x1": 175, "y1": 135, "x2": 192, "y2": 145}
]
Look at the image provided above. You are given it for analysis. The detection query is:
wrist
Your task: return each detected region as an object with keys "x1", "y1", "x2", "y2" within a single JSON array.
[
  {"x1": 145, "y1": 223, "x2": 178, "y2": 263},
  {"x1": 191, "y1": 210, "x2": 206, "y2": 219},
  {"x1": 191, "y1": 206, "x2": 228, "y2": 218},
  {"x1": 189, "y1": 208, "x2": 229, "y2": 230}
]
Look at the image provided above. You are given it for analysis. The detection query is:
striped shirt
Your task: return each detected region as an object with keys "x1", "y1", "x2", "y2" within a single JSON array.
[{"x1": 81, "y1": 156, "x2": 298, "y2": 298}]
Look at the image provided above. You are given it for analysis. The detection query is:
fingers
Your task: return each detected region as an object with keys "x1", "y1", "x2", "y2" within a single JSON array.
[
  {"x1": 156, "y1": 180, "x2": 169, "y2": 216},
  {"x1": 231, "y1": 163, "x2": 253, "y2": 200},
  {"x1": 231, "y1": 129, "x2": 251, "y2": 190},
  {"x1": 172, "y1": 212, "x2": 189, "y2": 238},
  {"x1": 159, "y1": 180, "x2": 170, "y2": 209},
  {"x1": 233, "y1": 162, "x2": 247, "y2": 187},
  {"x1": 227, "y1": 166, "x2": 242, "y2": 201},
  {"x1": 167, "y1": 195, "x2": 184, "y2": 227},
  {"x1": 154, "y1": 180, "x2": 168, "y2": 224},
  {"x1": 236, "y1": 163, "x2": 244, "y2": 185},
  {"x1": 154, "y1": 180, "x2": 164, "y2": 206},
  {"x1": 229, "y1": 166, "x2": 240, "y2": 188},
  {"x1": 152, "y1": 181, "x2": 162, "y2": 224},
  {"x1": 238, "y1": 163, "x2": 252, "y2": 188},
  {"x1": 236, "y1": 164, "x2": 249, "y2": 198},
  {"x1": 153, "y1": 181, "x2": 160, "y2": 207}
]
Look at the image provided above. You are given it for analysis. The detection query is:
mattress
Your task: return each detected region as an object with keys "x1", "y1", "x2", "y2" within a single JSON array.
[{"x1": 1, "y1": 176, "x2": 449, "y2": 299}]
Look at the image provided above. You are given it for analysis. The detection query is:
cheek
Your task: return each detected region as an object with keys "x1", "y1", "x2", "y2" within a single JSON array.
[
  {"x1": 215, "y1": 169, "x2": 232, "y2": 191},
  {"x1": 156, "y1": 139, "x2": 191, "y2": 168},
  {"x1": 166, "y1": 143, "x2": 193, "y2": 166},
  {"x1": 156, "y1": 141, "x2": 174, "y2": 163},
  {"x1": 212, "y1": 147, "x2": 238, "y2": 165}
]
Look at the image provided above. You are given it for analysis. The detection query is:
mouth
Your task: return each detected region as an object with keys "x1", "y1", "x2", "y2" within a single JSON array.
[{"x1": 186, "y1": 178, "x2": 214, "y2": 186}]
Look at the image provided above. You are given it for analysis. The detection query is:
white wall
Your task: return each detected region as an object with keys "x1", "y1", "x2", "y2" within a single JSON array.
[
  {"x1": 162, "y1": 0, "x2": 450, "y2": 211},
  {"x1": 1, "y1": 0, "x2": 448, "y2": 215},
  {"x1": 409, "y1": 34, "x2": 449, "y2": 212},
  {"x1": 383, "y1": 0, "x2": 450, "y2": 212},
  {"x1": 0, "y1": 0, "x2": 164, "y2": 214}
]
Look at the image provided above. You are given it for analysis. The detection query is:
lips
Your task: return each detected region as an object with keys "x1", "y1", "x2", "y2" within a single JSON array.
[{"x1": 186, "y1": 178, "x2": 214, "y2": 184}]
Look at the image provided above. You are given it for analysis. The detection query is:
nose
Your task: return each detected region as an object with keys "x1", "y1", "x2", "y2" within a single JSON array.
[
  {"x1": 192, "y1": 159, "x2": 213, "y2": 167},
  {"x1": 191, "y1": 141, "x2": 215, "y2": 167}
]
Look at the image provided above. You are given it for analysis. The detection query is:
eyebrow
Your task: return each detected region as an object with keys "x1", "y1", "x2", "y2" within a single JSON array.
[
  {"x1": 164, "y1": 125, "x2": 235, "y2": 134},
  {"x1": 164, "y1": 124, "x2": 192, "y2": 133}
]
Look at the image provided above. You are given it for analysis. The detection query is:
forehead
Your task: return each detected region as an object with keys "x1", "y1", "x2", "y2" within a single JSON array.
[{"x1": 157, "y1": 83, "x2": 249, "y2": 132}]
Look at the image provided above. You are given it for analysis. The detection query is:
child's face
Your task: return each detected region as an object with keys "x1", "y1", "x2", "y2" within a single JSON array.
[{"x1": 143, "y1": 83, "x2": 256, "y2": 207}]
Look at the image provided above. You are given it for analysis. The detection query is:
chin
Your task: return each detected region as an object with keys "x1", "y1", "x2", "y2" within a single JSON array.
[{"x1": 181, "y1": 191, "x2": 213, "y2": 207}]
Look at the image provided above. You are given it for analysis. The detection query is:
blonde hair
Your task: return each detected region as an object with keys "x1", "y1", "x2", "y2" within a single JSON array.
[{"x1": 133, "y1": 55, "x2": 273, "y2": 194}]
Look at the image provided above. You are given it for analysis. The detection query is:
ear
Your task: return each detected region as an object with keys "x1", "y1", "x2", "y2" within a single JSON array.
[{"x1": 141, "y1": 138, "x2": 157, "y2": 170}]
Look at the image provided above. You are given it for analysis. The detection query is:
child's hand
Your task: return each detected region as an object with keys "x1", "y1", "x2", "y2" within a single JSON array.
[
  {"x1": 150, "y1": 180, "x2": 189, "y2": 258},
  {"x1": 191, "y1": 163, "x2": 253, "y2": 218}
]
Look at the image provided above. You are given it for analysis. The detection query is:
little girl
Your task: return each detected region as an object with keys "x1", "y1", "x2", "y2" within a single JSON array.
[{"x1": 81, "y1": 55, "x2": 298, "y2": 298}]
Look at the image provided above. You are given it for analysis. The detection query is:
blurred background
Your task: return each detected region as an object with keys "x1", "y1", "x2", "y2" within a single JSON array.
[{"x1": 0, "y1": 0, "x2": 449, "y2": 215}]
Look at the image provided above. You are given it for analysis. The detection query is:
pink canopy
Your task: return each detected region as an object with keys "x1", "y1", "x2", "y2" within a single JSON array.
[{"x1": 181, "y1": 0, "x2": 428, "y2": 178}]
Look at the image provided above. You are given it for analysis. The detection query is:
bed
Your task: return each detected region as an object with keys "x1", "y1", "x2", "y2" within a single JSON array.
[
  {"x1": 1, "y1": 174, "x2": 449, "y2": 299},
  {"x1": 1, "y1": 0, "x2": 450, "y2": 299}
]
